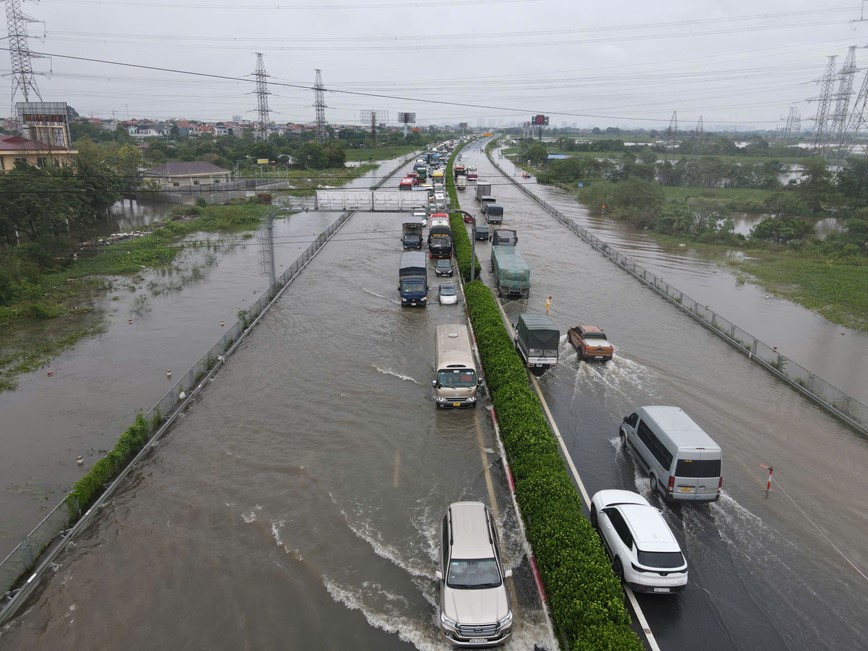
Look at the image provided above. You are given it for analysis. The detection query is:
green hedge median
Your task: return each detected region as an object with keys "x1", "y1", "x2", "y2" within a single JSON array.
[{"x1": 446, "y1": 142, "x2": 481, "y2": 281}]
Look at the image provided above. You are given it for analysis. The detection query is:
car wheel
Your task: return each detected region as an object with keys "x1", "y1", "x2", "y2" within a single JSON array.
[
  {"x1": 590, "y1": 506, "x2": 598, "y2": 529},
  {"x1": 613, "y1": 558, "x2": 624, "y2": 582},
  {"x1": 619, "y1": 428, "x2": 626, "y2": 447},
  {"x1": 650, "y1": 473, "x2": 660, "y2": 496}
]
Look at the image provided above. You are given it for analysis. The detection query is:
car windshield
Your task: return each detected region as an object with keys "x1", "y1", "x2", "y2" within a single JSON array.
[
  {"x1": 636, "y1": 550, "x2": 685, "y2": 569},
  {"x1": 584, "y1": 332, "x2": 607, "y2": 340},
  {"x1": 436, "y1": 260, "x2": 451, "y2": 268},
  {"x1": 446, "y1": 558, "x2": 502, "y2": 589},
  {"x1": 440, "y1": 285, "x2": 456, "y2": 296},
  {"x1": 437, "y1": 369, "x2": 476, "y2": 388}
]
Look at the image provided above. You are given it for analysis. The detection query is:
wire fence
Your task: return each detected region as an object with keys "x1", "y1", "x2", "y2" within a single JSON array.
[
  {"x1": 0, "y1": 210, "x2": 354, "y2": 622},
  {"x1": 487, "y1": 150, "x2": 868, "y2": 436}
]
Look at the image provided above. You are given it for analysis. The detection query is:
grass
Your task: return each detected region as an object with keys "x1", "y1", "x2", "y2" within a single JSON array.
[
  {"x1": 0, "y1": 204, "x2": 267, "y2": 391},
  {"x1": 731, "y1": 254, "x2": 868, "y2": 333},
  {"x1": 342, "y1": 145, "x2": 419, "y2": 162},
  {"x1": 660, "y1": 186, "x2": 778, "y2": 205},
  {"x1": 238, "y1": 164, "x2": 377, "y2": 188}
]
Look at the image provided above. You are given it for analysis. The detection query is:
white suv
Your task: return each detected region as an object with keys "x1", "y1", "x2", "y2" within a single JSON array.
[
  {"x1": 590, "y1": 489, "x2": 688, "y2": 594},
  {"x1": 436, "y1": 502, "x2": 513, "y2": 647}
]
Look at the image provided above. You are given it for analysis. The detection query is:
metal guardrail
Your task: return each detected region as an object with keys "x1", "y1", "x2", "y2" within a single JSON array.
[
  {"x1": 486, "y1": 149, "x2": 868, "y2": 436},
  {"x1": 0, "y1": 210, "x2": 355, "y2": 624}
]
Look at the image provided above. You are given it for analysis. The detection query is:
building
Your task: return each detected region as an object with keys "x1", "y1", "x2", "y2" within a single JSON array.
[
  {"x1": 142, "y1": 161, "x2": 231, "y2": 189},
  {"x1": 0, "y1": 135, "x2": 78, "y2": 173}
]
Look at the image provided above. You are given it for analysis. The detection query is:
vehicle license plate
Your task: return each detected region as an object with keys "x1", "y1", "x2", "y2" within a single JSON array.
[
  {"x1": 469, "y1": 639, "x2": 488, "y2": 644},
  {"x1": 593, "y1": 356, "x2": 604, "y2": 360},
  {"x1": 653, "y1": 587, "x2": 670, "y2": 593},
  {"x1": 679, "y1": 486, "x2": 693, "y2": 492},
  {"x1": 452, "y1": 402, "x2": 461, "y2": 408}
]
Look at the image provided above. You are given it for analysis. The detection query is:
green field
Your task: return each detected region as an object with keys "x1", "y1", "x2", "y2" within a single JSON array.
[
  {"x1": 342, "y1": 145, "x2": 419, "y2": 162},
  {"x1": 732, "y1": 254, "x2": 868, "y2": 333}
]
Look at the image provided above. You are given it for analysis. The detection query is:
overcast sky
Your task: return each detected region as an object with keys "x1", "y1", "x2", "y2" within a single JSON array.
[{"x1": 3, "y1": 0, "x2": 867, "y2": 130}]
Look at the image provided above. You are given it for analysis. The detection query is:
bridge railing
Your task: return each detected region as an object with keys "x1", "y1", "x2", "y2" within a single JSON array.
[
  {"x1": 486, "y1": 149, "x2": 868, "y2": 436},
  {"x1": 0, "y1": 210, "x2": 354, "y2": 622}
]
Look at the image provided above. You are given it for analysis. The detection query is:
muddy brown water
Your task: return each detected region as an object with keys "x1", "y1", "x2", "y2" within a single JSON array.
[{"x1": 1, "y1": 146, "x2": 866, "y2": 649}]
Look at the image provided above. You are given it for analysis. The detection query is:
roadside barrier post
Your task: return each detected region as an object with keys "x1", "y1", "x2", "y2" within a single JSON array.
[{"x1": 760, "y1": 464, "x2": 774, "y2": 495}]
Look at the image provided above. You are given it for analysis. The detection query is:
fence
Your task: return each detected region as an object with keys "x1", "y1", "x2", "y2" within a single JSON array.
[
  {"x1": 486, "y1": 149, "x2": 868, "y2": 436},
  {"x1": 0, "y1": 210, "x2": 355, "y2": 624}
]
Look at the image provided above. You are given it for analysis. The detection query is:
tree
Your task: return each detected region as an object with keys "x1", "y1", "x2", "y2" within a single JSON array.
[
  {"x1": 74, "y1": 137, "x2": 122, "y2": 219},
  {"x1": 750, "y1": 217, "x2": 811, "y2": 244},
  {"x1": 0, "y1": 164, "x2": 84, "y2": 239},
  {"x1": 113, "y1": 144, "x2": 144, "y2": 197}
]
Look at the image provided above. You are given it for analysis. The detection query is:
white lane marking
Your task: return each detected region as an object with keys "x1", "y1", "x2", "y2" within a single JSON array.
[{"x1": 530, "y1": 365, "x2": 662, "y2": 651}]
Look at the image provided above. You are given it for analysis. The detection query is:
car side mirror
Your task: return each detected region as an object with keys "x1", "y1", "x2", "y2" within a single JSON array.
[
  {"x1": 504, "y1": 569, "x2": 513, "y2": 578},
  {"x1": 477, "y1": 378, "x2": 483, "y2": 386},
  {"x1": 432, "y1": 380, "x2": 438, "y2": 388},
  {"x1": 435, "y1": 570, "x2": 443, "y2": 581}
]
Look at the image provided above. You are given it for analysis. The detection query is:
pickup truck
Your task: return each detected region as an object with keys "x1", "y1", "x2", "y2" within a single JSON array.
[{"x1": 567, "y1": 325, "x2": 614, "y2": 362}]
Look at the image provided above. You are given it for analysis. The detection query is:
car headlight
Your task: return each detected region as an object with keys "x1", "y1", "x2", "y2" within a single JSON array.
[
  {"x1": 441, "y1": 612, "x2": 458, "y2": 629},
  {"x1": 421, "y1": 296, "x2": 427, "y2": 301},
  {"x1": 498, "y1": 611, "x2": 513, "y2": 628}
]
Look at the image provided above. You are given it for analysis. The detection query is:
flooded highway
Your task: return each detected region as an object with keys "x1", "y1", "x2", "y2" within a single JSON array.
[
  {"x1": 458, "y1": 142, "x2": 868, "y2": 649},
  {"x1": 2, "y1": 144, "x2": 866, "y2": 650},
  {"x1": 0, "y1": 155, "x2": 412, "y2": 557}
]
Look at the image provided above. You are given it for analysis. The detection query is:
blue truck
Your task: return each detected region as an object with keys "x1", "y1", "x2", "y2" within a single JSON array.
[{"x1": 399, "y1": 251, "x2": 428, "y2": 307}]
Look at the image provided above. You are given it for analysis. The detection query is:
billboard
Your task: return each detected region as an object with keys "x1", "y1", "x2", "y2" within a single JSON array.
[
  {"x1": 397, "y1": 112, "x2": 416, "y2": 124},
  {"x1": 531, "y1": 114, "x2": 549, "y2": 126},
  {"x1": 458, "y1": 122, "x2": 468, "y2": 129}
]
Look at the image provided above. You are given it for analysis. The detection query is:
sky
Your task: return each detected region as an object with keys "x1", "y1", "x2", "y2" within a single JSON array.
[{"x1": 3, "y1": 0, "x2": 868, "y2": 131}]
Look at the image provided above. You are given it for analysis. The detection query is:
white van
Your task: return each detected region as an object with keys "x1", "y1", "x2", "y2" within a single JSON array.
[
  {"x1": 432, "y1": 324, "x2": 480, "y2": 409},
  {"x1": 619, "y1": 406, "x2": 723, "y2": 502}
]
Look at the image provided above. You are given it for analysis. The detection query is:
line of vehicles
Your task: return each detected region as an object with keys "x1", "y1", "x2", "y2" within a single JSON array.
[{"x1": 424, "y1": 148, "x2": 725, "y2": 644}]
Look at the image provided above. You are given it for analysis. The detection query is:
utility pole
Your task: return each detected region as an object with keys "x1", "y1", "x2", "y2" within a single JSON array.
[
  {"x1": 314, "y1": 68, "x2": 327, "y2": 144},
  {"x1": 371, "y1": 110, "x2": 377, "y2": 146},
  {"x1": 253, "y1": 53, "x2": 271, "y2": 141},
  {"x1": 695, "y1": 116, "x2": 704, "y2": 154},
  {"x1": 4, "y1": 0, "x2": 42, "y2": 114}
]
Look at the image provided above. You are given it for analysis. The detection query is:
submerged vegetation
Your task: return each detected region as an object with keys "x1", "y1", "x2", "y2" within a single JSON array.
[
  {"x1": 0, "y1": 202, "x2": 267, "y2": 391},
  {"x1": 505, "y1": 134, "x2": 868, "y2": 332}
]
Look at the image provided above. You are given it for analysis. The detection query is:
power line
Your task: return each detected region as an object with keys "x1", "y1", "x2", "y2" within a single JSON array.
[{"x1": 1, "y1": 47, "x2": 793, "y2": 124}]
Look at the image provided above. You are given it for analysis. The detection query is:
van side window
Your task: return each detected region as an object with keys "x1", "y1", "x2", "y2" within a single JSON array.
[
  {"x1": 637, "y1": 420, "x2": 674, "y2": 470},
  {"x1": 604, "y1": 508, "x2": 634, "y2": 549}
]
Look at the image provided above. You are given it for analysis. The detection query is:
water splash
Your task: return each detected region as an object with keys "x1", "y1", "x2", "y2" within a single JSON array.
[{"x1": 373, "y1": 366, "x2": 422, "y2": 385}]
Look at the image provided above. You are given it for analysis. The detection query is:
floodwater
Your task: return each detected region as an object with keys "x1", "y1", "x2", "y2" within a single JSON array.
[
  {"x1": 0, "y1": 154, "x2": 413, "y2": 558},
  {"x1": 0, "y1": 208, "x2": 554, "y2": 650},
  {"x1": 2, "y1": 145, "x2": 867, "y2": 650},
  {"x1": 493, "y1": 151, "x2": 868, "y2": 404}
]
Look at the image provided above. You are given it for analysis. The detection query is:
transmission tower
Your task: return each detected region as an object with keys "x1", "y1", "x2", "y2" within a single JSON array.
[
  {"x1": 665, "y1": 111, "x2": 678, "y2": 150},
  {"x1": 829, "y1": 46, "x2": 857, "y2": 161},
  {"x1": 252, "y1": 53, "x2": 271, "y2": 141},
  {"x1": 313, "y1": 68, "x2": 327, "y2": 143},
  {"x1": 695, "y1": 115, "x2": 704, "y2": 154},
  {"x1": 783, "y1": 106, "x2": 801, "y2": 141},
  {"x1": 5, "y1": 0, "x2": 42, "y2": 111},
  {"x1": 843, "y1": 67, "x2": 868, "y2": 158},
  {"x1": 811, "y1": 55, "x2": 838, "y2": 154}
]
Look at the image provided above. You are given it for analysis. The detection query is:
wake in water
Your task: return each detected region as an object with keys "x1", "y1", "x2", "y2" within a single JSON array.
[
  {"x1": 363, "y1": 287, "x2": 400, "y2": 304},
  {"x1": 373, "y1": 366, "x2": 422, "y2": 385}
]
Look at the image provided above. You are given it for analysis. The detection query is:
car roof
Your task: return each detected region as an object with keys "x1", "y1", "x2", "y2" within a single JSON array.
[
  {"x1": 578, "y1": 325, "x2": 605, "y2": 334},
  {"x1": 618, "y1": 504, "x2": 680, "y2": 550},
  {"x1": 638, "y1": 406, "x2": 720, "y2": 449},
  {"x1": 448, "y1": 502, "x2": 495, "y2": 559}
]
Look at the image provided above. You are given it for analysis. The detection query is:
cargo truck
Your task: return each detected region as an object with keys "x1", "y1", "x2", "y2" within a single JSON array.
[
  {"x1": 513, "y1": 314, "x2": 559, "y2": 376},
  {"x1": 402, "y1": 222, "x2": 423, "y2": 249},
  {"x1": 399, "y1": 251, "x2": 428, "y2": 307},
  {"x1": 456, "y1": 176, "x2": 467, "y2": 191},
  {"x1": 475, "y1": 182, "x2": 493, "y2": 201},
  {"x1": 490, "y1": 246, "x2": 530, "y2": 298}
]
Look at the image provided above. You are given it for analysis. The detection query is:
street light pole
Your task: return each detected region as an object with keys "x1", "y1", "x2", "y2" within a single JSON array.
[{"x1": 470, "y1": 218, "x2": 476, "y2": 283}]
